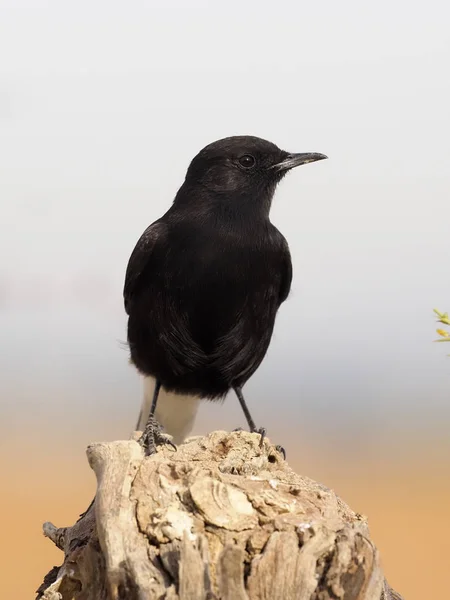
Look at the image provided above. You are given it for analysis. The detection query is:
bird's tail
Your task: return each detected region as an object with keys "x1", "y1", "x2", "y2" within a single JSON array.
[{"x1": 136, "y1": 376, "x2": 201, "y2": 445}]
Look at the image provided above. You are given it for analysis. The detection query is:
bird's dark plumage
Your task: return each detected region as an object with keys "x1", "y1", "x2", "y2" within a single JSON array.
[{"x1": 124, "y1": 136, "x2": 326, "y2": 445}]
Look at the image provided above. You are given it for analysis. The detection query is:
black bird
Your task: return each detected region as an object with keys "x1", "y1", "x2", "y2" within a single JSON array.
[{"x1": 124, "y1": 136, "x2": 327, "y2": 453}]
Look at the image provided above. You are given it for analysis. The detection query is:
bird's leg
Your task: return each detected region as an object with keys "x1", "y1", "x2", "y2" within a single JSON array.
[
  {"x1": 150, "y1": 378, "x2": 161, "y2": 415},
  {"x1": 138, "y1": 380, "x2": 176, "y2": 455},
  {"x1": 233, "y1": 386, "x2": 266, "y2": 444},
  {"x1": 233, "y1": 386, "x2": 286, "y2": 458}
]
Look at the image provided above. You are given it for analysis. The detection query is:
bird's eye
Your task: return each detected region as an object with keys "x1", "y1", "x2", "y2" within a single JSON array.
[{"x1": 238, "y1": 154, "x2": 256, "y2": 169}]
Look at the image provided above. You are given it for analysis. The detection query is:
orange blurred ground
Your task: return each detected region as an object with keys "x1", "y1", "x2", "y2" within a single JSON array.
[{"x1": 1, "y1": 433, "x2": 449, "y2": 600}]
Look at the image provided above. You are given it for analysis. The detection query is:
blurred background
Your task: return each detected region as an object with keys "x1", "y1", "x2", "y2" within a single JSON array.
[{"x1": 1, "y1": 1, "x2": 449, "y2": 598}]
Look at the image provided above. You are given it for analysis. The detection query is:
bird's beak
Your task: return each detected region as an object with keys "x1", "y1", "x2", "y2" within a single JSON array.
[{"x1": 272, "y1": 152, "x2": 328, "y2": 172}]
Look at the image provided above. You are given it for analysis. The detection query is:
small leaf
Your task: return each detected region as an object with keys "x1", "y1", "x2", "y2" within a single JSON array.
[
  {"x1": 436, "y1": 329, "x2": 450, "y2": 337},
  {"x1": 433, "y1": 309, "x2": 450, "y2": 326}
]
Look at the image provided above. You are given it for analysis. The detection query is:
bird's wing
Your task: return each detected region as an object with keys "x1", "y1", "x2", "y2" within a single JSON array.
[
  {"x1": 123, "y1": 221, "x2": 167, "y2": 315},
  {"x1": 278, "y1": 237, "x2": 293, "y2": 305}
]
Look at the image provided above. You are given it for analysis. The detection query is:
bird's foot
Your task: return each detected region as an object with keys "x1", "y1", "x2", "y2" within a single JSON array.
[
  {"x1": 138, "y1": 414, "x2": 177, "y2": 456},
  {"x1": 233, "y1": 426, "x2": 286, "y2": 459},
  {"x1": 251, "y1": 427, "x2": 287, "y2": 459},
  {"x1": 274, "y1": 444, "x2": 287, "y2": 460},
  {"x1": 251, "y1": 426, "x2": 267, "y2": 447},
  {"x1": 233, "y1": 425, "x2": 265, "y2": 445}
]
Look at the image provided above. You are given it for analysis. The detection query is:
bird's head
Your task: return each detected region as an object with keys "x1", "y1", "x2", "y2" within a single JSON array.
[{"x1": 181, "y1": 136, "x2": 327, "y2": 210}]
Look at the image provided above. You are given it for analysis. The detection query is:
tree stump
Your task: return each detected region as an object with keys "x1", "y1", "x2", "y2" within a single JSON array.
[{"x1": 37, "y1": 430, "x2": 403, "y2": 600}]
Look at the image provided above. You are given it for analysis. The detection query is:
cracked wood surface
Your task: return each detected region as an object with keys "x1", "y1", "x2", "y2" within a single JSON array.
[{"x1": 38, "y1": 430, "x2": 404, "y2": 600}]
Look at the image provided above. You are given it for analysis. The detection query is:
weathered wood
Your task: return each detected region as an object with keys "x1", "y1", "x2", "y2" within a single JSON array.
[{"x1": 37, "y1": 430, "x2": 403, "y2": 600}]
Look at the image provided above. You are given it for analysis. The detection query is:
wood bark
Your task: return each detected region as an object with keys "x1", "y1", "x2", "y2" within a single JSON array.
[{"x1": 37, "y1": 430, "x2": 404, "y2": 600}]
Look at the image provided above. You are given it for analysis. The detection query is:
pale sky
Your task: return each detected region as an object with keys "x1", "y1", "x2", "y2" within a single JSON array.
[{"x1": 1, "y1": 1, "x2": 449, "y2": 453}]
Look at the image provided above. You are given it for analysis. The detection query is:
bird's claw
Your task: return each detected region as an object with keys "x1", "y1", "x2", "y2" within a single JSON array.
[
  {"x1": 275, "y1": 444, "x2": 286, "y2": 460},
  {"x1": 234, "y1": 425, "x2": 285, "y2": 459},
  {"x1": 254, "y1": 428, "x2": 286, "y2": 459},
  {"x1": 252, "y1": 426, "x2": 266, "y2": 447},
  {"x1": 138, "y1": 415, "x2": 177, "y2": 456}
]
